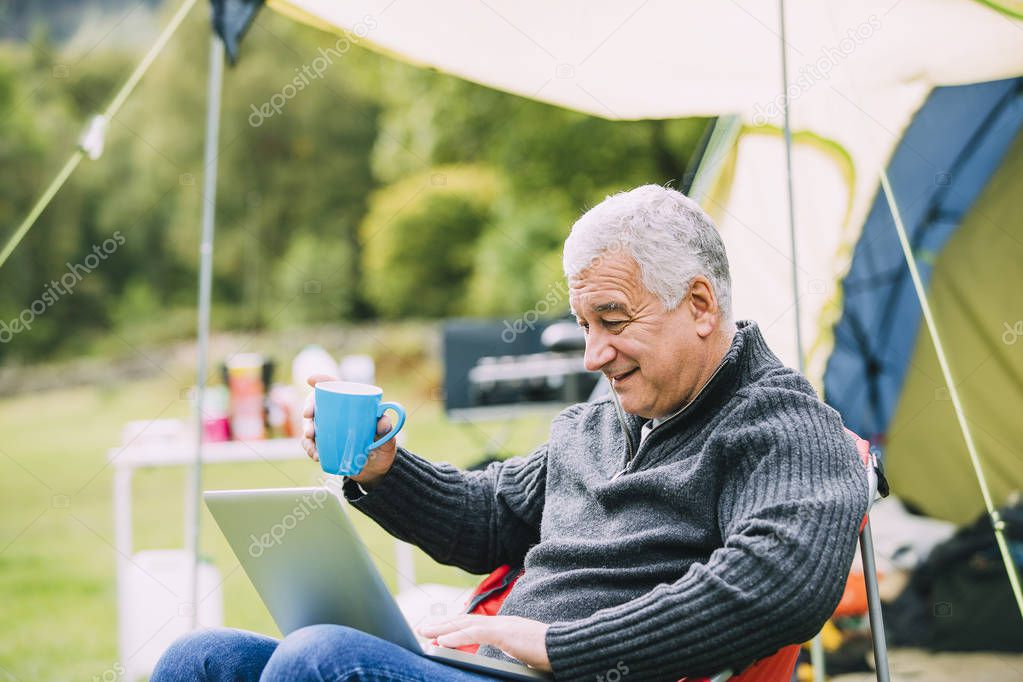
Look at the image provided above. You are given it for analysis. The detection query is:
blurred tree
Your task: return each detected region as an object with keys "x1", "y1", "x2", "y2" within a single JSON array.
[
  {"x1": 0, "y1": 41, "x2": 113, "y2": 360},
  {"x1": 465, "y1": 193, "x2": 575, "y2": 317},
  {"x1": 0, "y1": 8, "x2": 380, "y2": 362},
  {"x1": 113, "y1": 9, "x2": 380, "y2": 327},
  {"x1": 269, "y1": 231, "x2": 355, "y2": 328},
  {"x1": 0, "y1": 4, "x2": 709, "y2": 363},
  {"x1": 360, "y1": 165, "x2": 499, "y2": 318},
  {"x1": 367, "y1": 64, "x2": 709, "y2": 321}
]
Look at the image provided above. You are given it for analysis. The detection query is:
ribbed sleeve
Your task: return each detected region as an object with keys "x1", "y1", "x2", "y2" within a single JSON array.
[
  {"x1": 349, "y1": 444, "x2": 548, "y2": 574},
  {"x1": 544, "y1": 386, "x2": 868, "y2": 680}
]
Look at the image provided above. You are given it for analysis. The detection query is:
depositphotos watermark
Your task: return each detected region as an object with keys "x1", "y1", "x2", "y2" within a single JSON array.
[
  {"x1": 502, "y1": 239, "x2": 629, "y2": 343},
  {"x1": 91, "y1": 661, "x2": 125, "y2": 682},
  {"x1": 752, "y1": 16, "x2": 881, "y2": 126},
  {"x1": 595, "y1": 661, "x2": 629, "y2": 682},
  {"x1": 0, "y1": 231, "x2": 125, "y2": 344},
  {"x1": 501, "y1": 280, "x2": 569, "y2": 343},
  {"x1": 248, "y1": 15, "x2": 378, "y2": 127},
  {"x1": 1002, "y1": 320, "x2": 1022, "y2": 345},
  {"x1": 247, "y1": 483, "x2": 342, "y2": 557}
]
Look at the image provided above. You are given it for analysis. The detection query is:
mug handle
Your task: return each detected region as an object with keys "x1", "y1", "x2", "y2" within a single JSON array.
[{"x1": 369, "y1": 401, "x2": 406, "y2": 450}]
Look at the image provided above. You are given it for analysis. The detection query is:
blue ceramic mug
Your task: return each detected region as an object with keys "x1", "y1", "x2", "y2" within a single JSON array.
[{"x1": 313, "y1": 381, "x2": 406, "y2": 476}]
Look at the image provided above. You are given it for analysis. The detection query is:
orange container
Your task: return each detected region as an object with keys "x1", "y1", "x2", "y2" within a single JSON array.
[
  {"x1": 226, "y1": 353, "x2": 266, "y2": 441},
  {"x1": 833, "y1": 569, "x2": 870, "y2": 619}
]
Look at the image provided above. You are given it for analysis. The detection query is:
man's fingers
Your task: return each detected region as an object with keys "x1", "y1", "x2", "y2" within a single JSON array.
[
  {"x1": 436, "y1": 629, "x2": 483, "y2": 649},
  {"x1": 420, "y1": 615, "x2": 549, "y2": 671},
  {"x1": 306, "y1": 373, "x2": 338, "y2": 388},
  {"x1": 376, "y1": 416, "x2": 392, "y2": 436},
  {"x1": 417, "y1": 616, "x2": 469, "y2": 637},
  {"x1": 302, "y1": 438, "x2": 318, "y2": 461},
  {"x1": 418, "y1": 616, "x2": 492, "y2": 639},
  {"x1": 303, "y1": 374, "x2": 337, "y2": 417},
  {"x1": 420, "y1": 618, "x2": 496, "y2": 649}
]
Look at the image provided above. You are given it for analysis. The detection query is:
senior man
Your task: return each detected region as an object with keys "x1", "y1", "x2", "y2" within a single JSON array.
[{"x1": 153, "y1": 185, "x2": 867, "y2": 681}]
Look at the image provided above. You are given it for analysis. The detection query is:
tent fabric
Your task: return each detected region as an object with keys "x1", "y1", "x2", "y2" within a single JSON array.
[
  {"x1": 824, "y1": 77, "x2": 1023, "y2": 446},
  {"x1": 883, "y1": 124, "x2": 1023, "y2": 524},
  {"x1": 697, "y1": 127, "x2": 859, "y2": 376},
  {"x1": 266, "y1": 0, "x2": 1023, "y2": 122}
]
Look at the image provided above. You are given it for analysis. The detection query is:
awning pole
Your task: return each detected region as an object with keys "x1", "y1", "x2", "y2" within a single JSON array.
[
  {"x1": 187, "y1": 31, "x2": 225, "y2": 630},
  {"x1": 879, "y1": 170, "x2": 1023, "y2": 622},
  {"x1": 777, "y1": 3, "x2": 824, "y2": 679},
  {"x1": 778, "y1": 0, "x2": 804, "y2": 370}
]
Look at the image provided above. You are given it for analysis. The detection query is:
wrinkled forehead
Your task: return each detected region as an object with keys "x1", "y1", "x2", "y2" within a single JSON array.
[
  {"x1": 568, "y1": 276, "x2": 643, "y2": 318},
  {"x1": 567, "y1": 247, "x2": 649, "y2": 314}
]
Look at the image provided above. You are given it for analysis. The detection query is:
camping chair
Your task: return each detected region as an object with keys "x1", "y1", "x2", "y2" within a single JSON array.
[
  {"x1": 456, "y1": 432, "x2": 891, "y2": 682},
  {"x1": 845, "y1": 433, "x2": 892, "y2": 682},
  {"x1": 700, "y1": 433, "x2": 891, "y2": 682},
  {"x1": 702, "y1": 432, "x2": 891, "y2": 682}
]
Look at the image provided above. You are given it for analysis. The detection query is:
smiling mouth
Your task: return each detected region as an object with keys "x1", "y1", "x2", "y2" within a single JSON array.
[{"x1": 609, "y1": 368, "x2": 638, "y2": 386}]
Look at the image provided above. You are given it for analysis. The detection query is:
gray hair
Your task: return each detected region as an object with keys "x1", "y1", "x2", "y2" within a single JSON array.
[{"x1": 563, "y1": 184, "x2": 732, "y2": 319}]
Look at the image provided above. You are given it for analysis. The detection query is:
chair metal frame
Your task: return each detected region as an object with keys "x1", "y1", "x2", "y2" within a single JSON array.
[{"x1": 858, "y1": 446, "x2": 892, "y2": 682}]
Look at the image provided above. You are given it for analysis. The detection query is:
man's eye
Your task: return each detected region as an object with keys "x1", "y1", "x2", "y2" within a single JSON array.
[
  {"x1": 603, "y1": 320, "x2": 627, "y2": 329},
  {"x1": 577, "y1": 320, "x2": 590, "y2": 333}
]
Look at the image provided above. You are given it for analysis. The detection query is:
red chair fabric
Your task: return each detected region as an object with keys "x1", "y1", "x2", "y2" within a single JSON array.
[
  {"x1": 730, "y1": 645, "x2": 801, "y2": 682},
  {"x1": 454, "y1": 564, "x2": 524, "y2": 654}
]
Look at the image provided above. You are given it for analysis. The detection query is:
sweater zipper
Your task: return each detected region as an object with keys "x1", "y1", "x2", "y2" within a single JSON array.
[
  {"x1": 609, "y1": 384, "x2": 635, "y2": 480},
  {"x1": 610, "y1": 358, "x2": 729, "y2": 480}
]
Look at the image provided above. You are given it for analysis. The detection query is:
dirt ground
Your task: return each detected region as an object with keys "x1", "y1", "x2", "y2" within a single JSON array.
[{"x1": 832, "y1": 648, "x2": 1023, "y2": 681}]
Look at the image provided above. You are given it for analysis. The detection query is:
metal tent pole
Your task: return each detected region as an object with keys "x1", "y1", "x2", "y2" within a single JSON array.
[
  {"x1": 777, "y1": 2, "x2": 822, "y2": 679},
  {"x1": 186, "y1": 32, "x2": 225, "y2": 629},
  {"x1": 778, "y1": 0, "x2": 804, "y2": 368}
]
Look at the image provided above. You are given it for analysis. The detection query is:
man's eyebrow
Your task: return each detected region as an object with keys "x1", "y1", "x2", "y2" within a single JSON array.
[{"x1": 591, "y1": 301, "x2": 628, "y2": 314}]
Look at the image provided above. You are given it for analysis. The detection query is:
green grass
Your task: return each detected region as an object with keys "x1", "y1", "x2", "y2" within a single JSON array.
[{"x1": 0, "y1": 361, "x2": 557, "y2": 681}]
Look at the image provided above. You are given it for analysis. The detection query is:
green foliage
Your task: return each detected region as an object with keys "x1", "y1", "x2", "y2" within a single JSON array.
[
  {"x1": 465, "y1": 193, "x2": 575, "y2": 317},
  {"x1": 0, "y1": 5, "x2": 709, "y2": 363},
  {"x1": 365, "y1": 67, "x2": 708, "y2": 320},
  {"x1": 369, "y1": 64, "x2": 707, "y2": 205},
  {"x1": 269, "y1": 231, "x2": 355, "y2": 327},
  {"x1": 0, "y1": 9, "x2": 379, "y2": 362},
  {"x1": 361, "y1": 166, "x2": 499, "y2": 317}
]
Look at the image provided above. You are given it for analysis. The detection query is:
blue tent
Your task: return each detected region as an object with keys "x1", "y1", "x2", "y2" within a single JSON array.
[{"x1": 825, "y1": 77, "x2": 1023, "y2": 522}]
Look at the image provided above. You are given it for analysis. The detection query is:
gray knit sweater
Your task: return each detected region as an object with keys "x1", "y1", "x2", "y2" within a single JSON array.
[{"x1": 347, "y1": 321, "x2": 868, "y2": 680}]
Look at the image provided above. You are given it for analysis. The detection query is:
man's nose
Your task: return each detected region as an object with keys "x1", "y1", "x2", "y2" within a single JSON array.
[{"x1": 583, "y1": 330, "x2": 616, "y2": 373}]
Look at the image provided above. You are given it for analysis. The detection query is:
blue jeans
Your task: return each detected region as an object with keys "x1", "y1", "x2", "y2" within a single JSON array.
[{"x1": 150, "y1": 624, "x2": 504, "y2": 681}]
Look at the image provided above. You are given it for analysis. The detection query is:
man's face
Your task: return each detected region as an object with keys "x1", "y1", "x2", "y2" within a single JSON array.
[{"x1": 569, "y1": 250, "x2": 720, "y2": 419}]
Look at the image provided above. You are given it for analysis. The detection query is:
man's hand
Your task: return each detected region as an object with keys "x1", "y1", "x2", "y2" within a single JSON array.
[
  {"x1": 417, "y1": 615, "x2": 551, "y2": 672},
  {"x1": 301, "y1": 374, "x2": 399, "y2": 489}
]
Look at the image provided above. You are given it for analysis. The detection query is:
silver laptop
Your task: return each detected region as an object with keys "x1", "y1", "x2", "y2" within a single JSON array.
[{"x1": 204, "y1": 487, "x2": 551, "y2": 681}]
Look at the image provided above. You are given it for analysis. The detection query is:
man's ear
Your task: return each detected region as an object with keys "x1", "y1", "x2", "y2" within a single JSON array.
[{"x1": 687, "y1": 277, "x2": 719, "y2": 338}]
